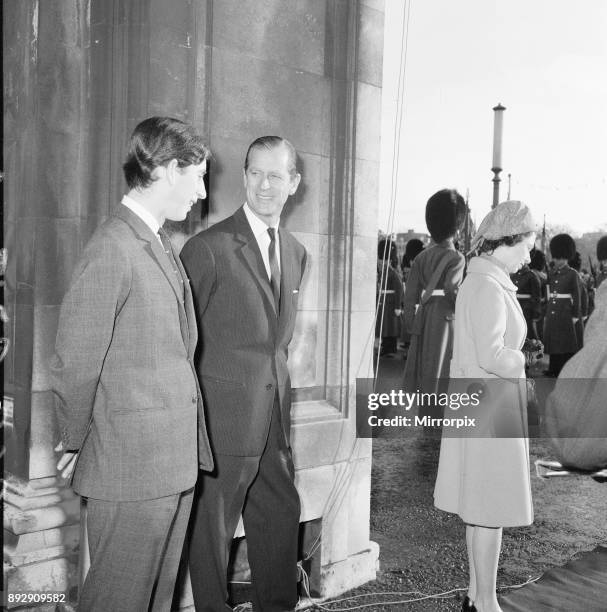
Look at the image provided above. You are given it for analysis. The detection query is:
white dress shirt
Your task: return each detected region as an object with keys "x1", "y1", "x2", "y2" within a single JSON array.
[
  {"x1": 121, "y1": 194, "x2": 162, "y2": 243},
  {"x1": 243, "y1": 202, "x2": 281, "y2": 280}
]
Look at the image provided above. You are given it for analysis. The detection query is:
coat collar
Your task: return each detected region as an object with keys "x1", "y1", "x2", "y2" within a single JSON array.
[{"x1": 467, "y1": 254, "x2": 518, "y2": 292}]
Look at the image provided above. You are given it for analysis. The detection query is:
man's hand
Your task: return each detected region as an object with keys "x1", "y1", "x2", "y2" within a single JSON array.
[
  {"x1": 394, "y1": 309, "x2": 403, "y2": 317},
  {"x1": 55, "y1": 442, "x2": 78, "y2": 480}
]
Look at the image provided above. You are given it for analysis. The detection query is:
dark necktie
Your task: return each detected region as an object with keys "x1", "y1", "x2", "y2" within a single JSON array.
[
  {"x1": 158, "y1": 228, "x2": 185, "y2": 301},
  {"x1": 267, "y1": 227, "x2": 281, "y2": 313}
]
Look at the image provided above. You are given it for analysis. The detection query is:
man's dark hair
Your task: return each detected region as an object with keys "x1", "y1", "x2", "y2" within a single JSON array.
[
  {"x1": 244, "y1": 136, "x2": 298, "y2": 177},
  {"x1": 123, "y1": 117, "x2": 210, "y2": 190}
]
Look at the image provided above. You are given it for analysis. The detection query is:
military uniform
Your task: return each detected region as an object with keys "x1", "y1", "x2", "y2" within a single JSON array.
[
  {"x1": 574, "y1": 269, "x2": 588, "y2": 344},
  {"x1": 543, "y1": 263, "x2": 582, "y2": 375},
  {"x1": 376, "y1": 262, "x2": 405, "y2": 355},
  {"x1": 511, "y1": 265, "x2": 541, "y2": 340},
  {"x1": 596, "y1": 264, "x2": 607, "y2": 289}
]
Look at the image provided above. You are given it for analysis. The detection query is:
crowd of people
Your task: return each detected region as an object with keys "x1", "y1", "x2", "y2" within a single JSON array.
[
  {"x1": 376, "y1": 204, "x2": 607, "y2": 382},
  {"x1": 375, "y1": 193, "x2": 607, "y2": 612}
]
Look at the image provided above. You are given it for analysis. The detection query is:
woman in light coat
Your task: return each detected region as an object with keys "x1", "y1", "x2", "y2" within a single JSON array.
[{"x1": 434, "y1": 201, "x2": 537, "y2": 612}]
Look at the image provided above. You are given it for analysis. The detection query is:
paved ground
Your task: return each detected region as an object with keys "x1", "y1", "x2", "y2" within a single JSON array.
[{"x1": 311, "y1": 350, "x2": 607, "y2": 611}]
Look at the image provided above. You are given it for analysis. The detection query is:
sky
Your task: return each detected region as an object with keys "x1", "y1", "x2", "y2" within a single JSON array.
[{"x1": 378, "y1": 0, "x2": 607, "y2": 237}]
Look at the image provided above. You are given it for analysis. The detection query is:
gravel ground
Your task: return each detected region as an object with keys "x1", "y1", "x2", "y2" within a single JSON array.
[{"x1": 312, "y1": 353, "x2": 607, "y2": 612}]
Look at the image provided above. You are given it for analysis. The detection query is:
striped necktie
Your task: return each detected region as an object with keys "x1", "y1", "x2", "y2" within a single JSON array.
[{"x1": 267, "y1": 227, "x2": 281, "y2": 313}]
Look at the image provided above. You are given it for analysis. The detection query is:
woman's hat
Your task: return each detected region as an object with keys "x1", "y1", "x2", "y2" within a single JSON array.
[{"x1": 470, "y1": 200, "x2": 537, "y2": 252}]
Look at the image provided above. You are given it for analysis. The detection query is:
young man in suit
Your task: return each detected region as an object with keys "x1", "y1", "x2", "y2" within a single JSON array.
[
  {"x1": 181, "y1": 136, "x2": 307, "y2": 612},
  {"x1": 51, "y1": 117, "x2": 213, "y2": 612}
]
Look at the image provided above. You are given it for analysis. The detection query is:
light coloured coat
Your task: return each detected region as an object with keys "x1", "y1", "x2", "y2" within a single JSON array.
[{"x1": 434, "y1": 254, "x2": 534, "y2": 527}]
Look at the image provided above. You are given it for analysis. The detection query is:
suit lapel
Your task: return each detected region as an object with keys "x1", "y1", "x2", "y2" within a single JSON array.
[
  {"x1": 114, "y1": 206, "x2": 191, "y2": 348},
  {"x1": 175, "y1": 252, "x2": 196, "y2": 354},
  {"x1": 233, "y1": 207, "x2": 279, "y2": 323},
  {"x1": 147, "y1": 232, "x2": 186, "y2": 305}
]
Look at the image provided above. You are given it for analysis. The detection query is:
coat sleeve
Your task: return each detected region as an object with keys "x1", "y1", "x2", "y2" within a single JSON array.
[
  {"x1": 403, "y1": 257, "x2": 422, "y2": 333},
  {"x1": 443, "y1": 252, "x2": 465, "y2": 308},
  {"x1": 568, "y1": 270, "x2": 581, "y2": 318},
  {"x1": 180, "y1": 236, "x2": 217, "y2": 321},
  {"x1": 469, "y1": 280, "x2": 525, "y2": 378},
  {"x1": 50, "y1": 236, "x2": 131, "y2": 451}
]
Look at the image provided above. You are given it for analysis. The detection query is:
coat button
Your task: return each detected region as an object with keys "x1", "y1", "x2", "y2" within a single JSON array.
[
  {"x1": 266, "y1": 383, "x2": 273, "y2": 390},
  {"x1": 192, "y1": 396, "x2": 198, "y2": 404}
]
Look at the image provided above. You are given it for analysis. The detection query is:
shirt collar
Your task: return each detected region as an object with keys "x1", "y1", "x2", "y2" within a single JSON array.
[
  {"x1": 243, "y1": 202, "x2": 279, "y2": 239},
  {"x1": 121, "y1": 194, "x2": 161, "y2": 237}
]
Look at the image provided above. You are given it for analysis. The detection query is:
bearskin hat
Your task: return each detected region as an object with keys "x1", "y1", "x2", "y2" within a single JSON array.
[
  {"x1": 568, "y1": 251, "x2": 582, "y2": 271},
  {"x1": 529, "y1": 248, "x2": 546, "y2": 271},
  {"x1": 425, "y1": 189, "x2": 467, "y2": 243},
  {"x1": 597, "y1": 235, "x2": 607, "y2": 261},
  {"x1": 377, "y1": 238, "x2": 396, "y2": 262},
  {"x1": 549, "y1": 233, "x2": 576, "y2": 260},
  {"x1": 403, "y1": 239, "x2": 424, "y2": 267}
]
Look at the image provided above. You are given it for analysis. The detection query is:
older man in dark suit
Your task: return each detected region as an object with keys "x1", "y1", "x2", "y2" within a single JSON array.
[
  {"x1": 181, "y1": 136, "x2": 307, "y2": 612},
  {"x1": 51, "y1": 117, "x2": 213, "y2": 612}
]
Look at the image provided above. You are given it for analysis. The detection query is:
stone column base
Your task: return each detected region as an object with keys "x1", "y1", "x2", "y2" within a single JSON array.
[
  {"x1": 317, "y1": 541, "x2": 380, "y2": 599},
  {"x1": 3, "y1": 475, "x2": 80, "y2": 610}
]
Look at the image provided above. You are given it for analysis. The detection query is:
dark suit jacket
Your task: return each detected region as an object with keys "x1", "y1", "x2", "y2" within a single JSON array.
[
  {"x1": 51, "y1": 206, "x2": 213, "y2": 501},
  {"x1": 180, "y1": 206, "x2": 307, "y2": 456}
]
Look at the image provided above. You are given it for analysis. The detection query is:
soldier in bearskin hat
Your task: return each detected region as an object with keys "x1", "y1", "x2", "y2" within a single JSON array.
[
  {"x1": 511, "y1": 259, "x2": 541, "y2": 341},
  {"x1": 401, "y1": 238, "x2": 425, "y2": 283},
  {"x1": 403, "y1": 189, "x2": 466, "y2": 397},
  {"x1": 400, "y1": 238, "x2": 425, "y2": 352},
  {"x1": 376, "y1": 238, "x2": 405, "y2": 356},
  {"x1": 569, "y1": 250, "x2": 589, "y2": 344},
  {"x1": 596, "y1": 235, "x2": 607, "y2": 289},
  {"x1": 529, "y1": 248, "x2": 548, "y2": 341},
  {"x1": 543, "y1": 233, "x2": 582, "y2": 376}
]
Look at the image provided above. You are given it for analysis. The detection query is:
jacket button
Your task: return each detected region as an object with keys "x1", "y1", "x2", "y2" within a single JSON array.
[
  {"x1": 192, "y1": 396, "x2": 198, "y2": 404},
  {"x1": 266, "y1": 383, "x2": 273, "y2": 390}
]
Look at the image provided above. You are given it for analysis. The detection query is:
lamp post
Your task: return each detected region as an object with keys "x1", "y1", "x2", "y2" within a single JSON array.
[{"x1": 491, "y1": 103, "x2": 506, "y2": 208}]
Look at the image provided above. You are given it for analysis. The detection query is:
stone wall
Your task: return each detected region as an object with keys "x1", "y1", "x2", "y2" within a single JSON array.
[{"x1": 3, "y1": 0, "x2": 384, "y2": 606}]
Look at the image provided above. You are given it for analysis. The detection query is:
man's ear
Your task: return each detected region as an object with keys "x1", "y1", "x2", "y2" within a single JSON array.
[
  {"x1": 289, "y1": 172, "x2": 301, "y2": 196},
  {"x1": 165, "y1": 159, "x2": 179, "y2": 184}
]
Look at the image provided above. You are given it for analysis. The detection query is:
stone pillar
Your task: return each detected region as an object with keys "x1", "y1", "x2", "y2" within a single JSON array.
[
  {"x1": 3, "y1": 0, "x2": 89, "y2": 604},
  {"x1": 3, "y1": 0, "x2": 208, "y2": 606},
  {"x1": 3, "y1": 0, "x2": 384, "y2": 606}
]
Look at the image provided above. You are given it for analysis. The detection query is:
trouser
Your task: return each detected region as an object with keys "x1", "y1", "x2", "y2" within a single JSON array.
[
  {"x1": 188, "y1": 400, "x2": 301, "y2": 612},
  {"x1": 80, "y1": 488, "x2": 194, "y2": 612}
]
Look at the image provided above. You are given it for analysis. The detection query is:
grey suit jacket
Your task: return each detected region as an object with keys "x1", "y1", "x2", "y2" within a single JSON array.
[
  {"x1": 181, "y1": 206, "x2": 307, "y2": 456},
  {"x1": 51, "y1": 206, "x2": 213, "y2": 501}
]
